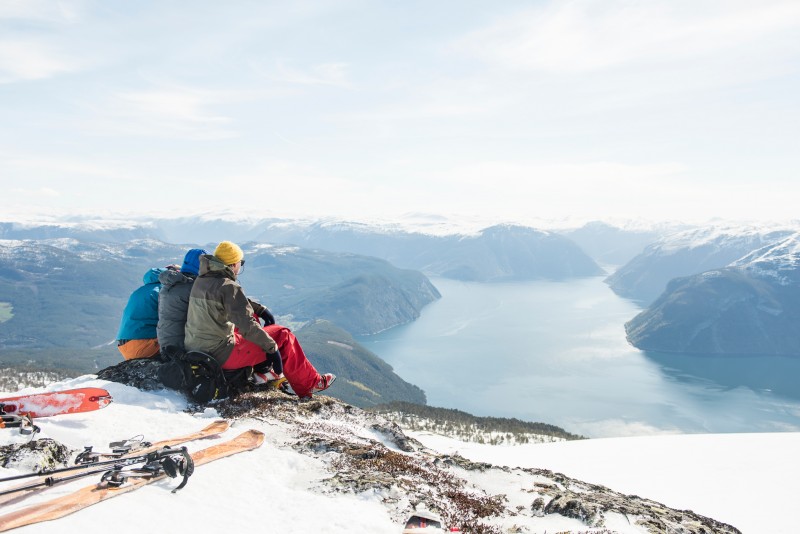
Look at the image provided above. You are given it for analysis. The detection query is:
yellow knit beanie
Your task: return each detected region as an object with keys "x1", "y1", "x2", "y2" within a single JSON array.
[{"x1": 214, "y1": 241, "x2": 244, "y2": 265}]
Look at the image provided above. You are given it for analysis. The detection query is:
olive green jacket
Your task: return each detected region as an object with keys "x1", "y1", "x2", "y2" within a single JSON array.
[{"x1": 184, "y1": 254, "x2": 277, "y2": 366}]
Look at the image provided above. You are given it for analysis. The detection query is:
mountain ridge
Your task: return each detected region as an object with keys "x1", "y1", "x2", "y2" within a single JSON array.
[{"x1": 626, "y1": 233, "x2": 800, "y2": 355}]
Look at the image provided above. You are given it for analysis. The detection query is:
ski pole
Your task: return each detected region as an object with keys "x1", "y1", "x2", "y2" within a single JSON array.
[
  {"x1": 0, "y1": 446, "x2": 185, "y2": 484},
  {"x1": 0, "y1": 447, "x2": 193, "y2": 497},
  {"x1": 0, "y1": 465, "x2": 118, "y2": 497}
]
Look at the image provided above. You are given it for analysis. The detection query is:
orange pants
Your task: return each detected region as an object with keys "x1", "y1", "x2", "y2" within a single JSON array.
[{"x1": 118, "y1": 338, "x2": 160, "y2": 360}]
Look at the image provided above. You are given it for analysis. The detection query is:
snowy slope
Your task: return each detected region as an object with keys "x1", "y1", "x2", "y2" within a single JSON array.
[
  {"x1": 1, "y1": 376, "x2": 794, "y2": 533},
  {"x1": 411, "y1": 431, "x2": 800, "y2": 534},
  {"x1": 606, "y1": 223, "x2": 799, "y2": 303}
]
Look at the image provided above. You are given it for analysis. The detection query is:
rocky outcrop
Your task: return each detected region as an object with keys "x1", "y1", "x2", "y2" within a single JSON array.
[
  {"x1": 96, "y1": 357, "x2": 166, "y2": 392},
  {"x1": 217, "y1": 391, "x2": 742, "y2": 534},
  {"x1": 0, "y1": 389, "x2": 742, "y2": 533},
  {"x1": 0, "y1": 438, "x2": 72, "y2": 472}
]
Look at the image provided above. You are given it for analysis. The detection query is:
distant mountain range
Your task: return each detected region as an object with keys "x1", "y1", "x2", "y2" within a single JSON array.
[
  {"x1": 0, "y1": 215, "x2": 611, "y2": 407},
  {"x1": 254, "y1": 221, "x2": 606, "y2": 281},
  {"x1": 560, "y1": 220, "x2": 685, "y2": 268},
  {"x1": 605, "y1": 224, "x2": 797, "y2": 305},
  {"x1": 0, "y1": 216, "x2": 605, "y2": 282},
  {"x1": 0, "y1": 237, "x2": 439, "y2": 349},
  {"x1": 626, "y1": 232, "x2": 800, "y2": 355},
  {"x1": 5, "y1": 214, "x2": 800, "y2": 361}
]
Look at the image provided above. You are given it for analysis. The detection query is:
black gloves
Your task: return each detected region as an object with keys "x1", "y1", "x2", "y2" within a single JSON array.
[
  {"x1": 259, "y1": 308, "x2": 276, "y2": 326},
  {"x1": 266, "y1": 349, "x2": 283, "y2": 375}
]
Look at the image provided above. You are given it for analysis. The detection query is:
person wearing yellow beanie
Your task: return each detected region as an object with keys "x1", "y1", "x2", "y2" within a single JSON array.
[
  {"x1": 184, "y1": 240, "x2": 336, "y2": 399},
  {"x1": 214, "y1": 241, "x2": 244, "y2": 266}
]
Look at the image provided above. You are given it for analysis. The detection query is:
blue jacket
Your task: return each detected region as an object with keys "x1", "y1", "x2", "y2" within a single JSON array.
[{"x1": 116, "y1": 268, "x2": 165, "y2": 341}]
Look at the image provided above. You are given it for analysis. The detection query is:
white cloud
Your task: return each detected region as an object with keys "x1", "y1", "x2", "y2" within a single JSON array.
[
  {"x1": 271, "y1": 60, "x2": 351, "y2": 87},
  {"x1": 1, "y1": 152, "x2": 124, "y2": 179},
  {"x1": 0, "y1": 0, "x2": 82, "y2": 22},
  {"x1": 409, "y1": 160, "x2": 686, "y2": 218},
  {"x1": 9, "y1": 186, "x2": 60, "y2": 198},
  {"x1": 85, "y1": 85, "x2": 238, "y2": 140},
  {"x1": 117, "y1": 89, "x2": 230, "y2": 125},
  {"x1": 0, "y1": 0, "x2": 87, "y2": 83},
  {"x1": 455, "y1": 0, "x2": 800, "y2": 73},
  {"x1": 0, "y1": 39, "x2": 80, "y2": 82}
]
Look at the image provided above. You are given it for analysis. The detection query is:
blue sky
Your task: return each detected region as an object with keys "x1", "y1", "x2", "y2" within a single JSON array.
[{"x1": 1, "y1": 0, "x2": 799, "y2": 227}]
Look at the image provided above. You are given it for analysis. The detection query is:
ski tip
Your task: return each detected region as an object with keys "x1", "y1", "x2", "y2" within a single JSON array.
[
  {"x1": 88, "y1": 391, "x2": 113, "y2": 409},
  {"x1": 236, "y1": 429, "x2": 266, "y2": 447},
  {"x1": 204, "y1": 419, "x2": 231, "y2": 432}
]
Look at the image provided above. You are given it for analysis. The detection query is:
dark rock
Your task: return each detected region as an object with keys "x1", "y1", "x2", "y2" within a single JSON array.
[
  {"x1": 0, "y1": 438, "x2": 73, "y2": 471},
  {"x1": 96, "y1": 357, "x2": 167, "y2": 391}
]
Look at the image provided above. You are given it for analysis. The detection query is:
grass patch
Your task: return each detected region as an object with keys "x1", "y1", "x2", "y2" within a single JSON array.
[
  {"x1": 349, "y1": 380, "x2": 379, "y2": 396},
  {"x1": 0, "y1": 302, "x2": 13, "y2": 323}
]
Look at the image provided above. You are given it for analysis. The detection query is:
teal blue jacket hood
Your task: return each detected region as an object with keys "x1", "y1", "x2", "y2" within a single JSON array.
[{"x1": 116, "y1": 268, "x2": 166, "y2": 341}]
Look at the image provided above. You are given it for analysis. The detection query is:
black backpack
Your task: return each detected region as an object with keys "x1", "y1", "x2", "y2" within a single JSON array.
[{"x1": 158, "y1": 347, "x2": 251, "y2": 404}]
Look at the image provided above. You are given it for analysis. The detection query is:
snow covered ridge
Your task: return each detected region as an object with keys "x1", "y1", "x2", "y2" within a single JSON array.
[
  {"x1": 646, "y1": 223, "x2": 799, "y2": 253},
  {"x1": 0, "y1": 238, "x2": 172, "y2": 263},
  {"x1": 1, "y1": 377, "x2": 744, "y2": 534},
  {"x1": 731, "y1": 233, "x2": 800, "y2": 285}
]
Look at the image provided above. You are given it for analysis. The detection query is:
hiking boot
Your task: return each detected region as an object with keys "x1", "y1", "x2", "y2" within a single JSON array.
[
  {"x1": 313, "y1": 373, "x2": 336, "y2": 393},
  {"x1": 251, "y1": 368, "x2": 284, "y2": 386}
]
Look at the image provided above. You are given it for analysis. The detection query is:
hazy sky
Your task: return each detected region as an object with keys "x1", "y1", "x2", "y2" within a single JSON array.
[{"x1": 1, "y1": 0, "x2": 799, "y2": 227}]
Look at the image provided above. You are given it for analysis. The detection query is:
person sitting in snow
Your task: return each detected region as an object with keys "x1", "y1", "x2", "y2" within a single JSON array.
[
  {"x1": 184, "y1": 240, "x2": 336, "y2": 399},
  {"x1": 116, "y1": 264, "x2": 178, "y2": 360},
  {"x1": 157, "y1": 248, "x2": 208, "y2": 355}
]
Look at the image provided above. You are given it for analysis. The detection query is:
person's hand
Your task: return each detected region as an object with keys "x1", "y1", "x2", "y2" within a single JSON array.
[{"x1": 259, "y1": 308, "x2": 276, "y2": 326}]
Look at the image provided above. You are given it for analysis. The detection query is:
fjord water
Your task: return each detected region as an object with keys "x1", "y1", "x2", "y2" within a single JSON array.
[{"x1": 356, "y1": 277, "x2": 800, "y2": 438}]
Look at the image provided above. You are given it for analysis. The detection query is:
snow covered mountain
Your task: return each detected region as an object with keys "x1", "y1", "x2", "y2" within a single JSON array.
[
  {"x1": 626, "y1": 233, "x2": 800, "y2": 355},
  {"x1": 253, "y1": 221, "x2": 606, "y2": 281},
  {"x1": 0, "y1": 215, "x2": 605, "y2": 282},
  {"x1": 559, "y1": 220, "x2": 685, "y2": 268},
  {"x1": 0, "y1": 237, "x2": 439, "y2": 357},
  {"x1": 606, "y1": 224, "x2": 798, "y2": 305},
  {"x1": 4, "y1": 375, "x2": 795, "y2": 533}
]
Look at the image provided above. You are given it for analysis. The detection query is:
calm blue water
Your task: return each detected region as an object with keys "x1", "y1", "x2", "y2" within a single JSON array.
[{"x1": 356, "y1": 277, "x2": 800, "y2": 438}]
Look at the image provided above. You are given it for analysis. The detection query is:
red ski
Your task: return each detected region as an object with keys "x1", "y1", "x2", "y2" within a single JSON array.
[{"x1": 0, "y1": 388, "x2": 112, "y2": 418}]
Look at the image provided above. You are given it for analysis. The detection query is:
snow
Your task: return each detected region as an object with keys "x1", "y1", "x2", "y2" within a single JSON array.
[
  {"x1": 2, "y1": 376, "x2": 798, "y2": 534},
  {"x1": 410, "y1": 431, "x2": 800, "y2": 534},
  {"x1": 648, "y1": 223, "x2": 799, "y2": 253}
]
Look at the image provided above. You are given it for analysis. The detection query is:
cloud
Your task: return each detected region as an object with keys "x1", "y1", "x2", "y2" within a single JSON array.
[
  {"x1": 0, "y1": 0, "x2": 81, "y2": 22},
  {"x1": 0, "y1": 39, "x2": 81, "y2": 82},
  {"x1": 455, "y1": 0, "x2": 800, "y2": 73},
  {"x1": 0, "y1": 0, "x2": 87, "y2": 83},
  {"x1": 9, "y1": 186, "x2": 60, "y2": 198},
  {"x1": 1, "y1": 152, "x2": 124, "y2": 178},
  {"x1": 86, "y1": 85, "x2": 238, "y2": 140},
  {"x1": 117, "y1": 89, "x2": 230, "y2": 125},
  {"x1": 271, "y1": 60, "x2": 351, "y2": 87}
]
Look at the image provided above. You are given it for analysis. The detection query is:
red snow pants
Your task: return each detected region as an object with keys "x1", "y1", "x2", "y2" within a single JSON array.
[{"x1": 224, "y1": 324, "x2": 321, "y2": 398}]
